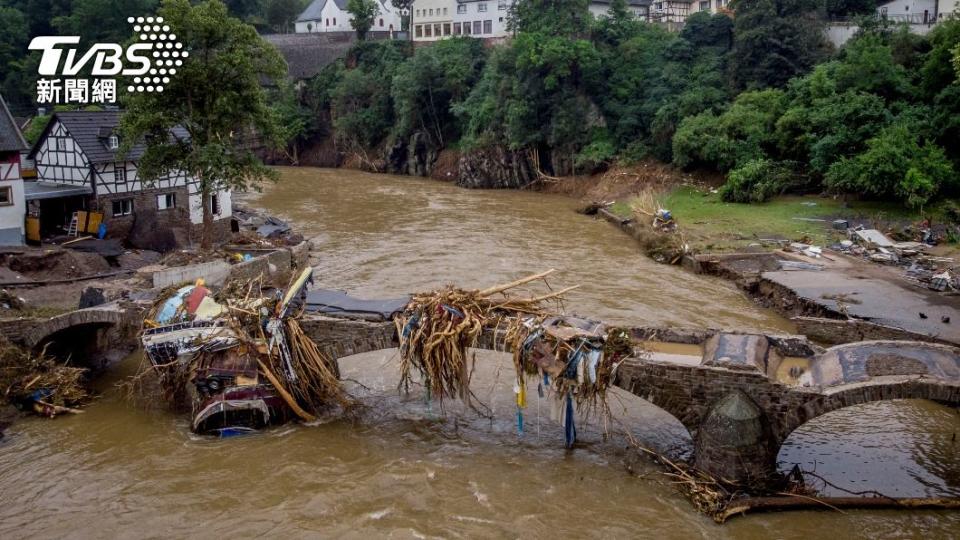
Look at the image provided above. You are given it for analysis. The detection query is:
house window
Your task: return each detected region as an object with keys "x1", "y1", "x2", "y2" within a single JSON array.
[
  {"x1": 429, "y1": 8, "x2": 433, "y2": 15},
  {"x1": 478, "y1": 3, "x2": 487, "y2": 12},
  {"x1": 483, "y1": 20, "x2": 492, "y2": 33},
  {"x1": 416, "y1": 24, "x2": 423, "y2": 37},
  {"x1": 156, "y1": 193, "x2": 176, "y2": 210},
  {"x1": 211, "y1": 193, "x2": 221, "y2": 216},
  {"x1": 56, "y1": 138, "x2": 66, "y2": 151},
  {"x1": 498, "y1": 0, "x2": 507, "y2": 9},
  {"x1": 443, "y1": 7, "x2": 448, "y2": 15},
  {"x1": 425, "y1": 24, "x2": 432, "y2": 36},
  {"x1": 434, "y1": 23, "x2": 441, "y2": 36},
  {"x1": 0, "y1": 186, "x2": 12, "y2": 206},
  {"x1": 112, "y1": 198, "x2": 133, "y2": 217},
  {"x1": 443, "y1": 23, "x2": 451, "y2": 35},
  {"x1": 333, "y1": 17, "x2": 336, "y2": 24},
  {"x1": 699, "y1": 0, "x2": 709, "y2": 9},
  {"x1": 379, "y1": 18, "x2": 383, "y2": 26},
  {"x1": 107, "y1": 135, "x2": 119, "y2": 150},
  {"x1": 463, "y1": 20, "x2": 471, "y2": 34},
  {"x1": 113, "y1": 163, "x2": 127, "y2": 183},
  {"x1": 473, "y1": 20, "x2": 482, "y2": 33},
  {"x1": 415, "y1": 9, "x2": 420, "y2": 16},
  {"x1": 457, "y1": 4, "x2": 466, "y2": 13},
  {"x1": 454, "y1": 22, "x2": 462, "y2": 33}
]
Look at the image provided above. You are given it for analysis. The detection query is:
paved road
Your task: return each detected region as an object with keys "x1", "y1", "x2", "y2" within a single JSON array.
[{"x1": 763, "y1": 252, "x2": 960, "y2": 344}]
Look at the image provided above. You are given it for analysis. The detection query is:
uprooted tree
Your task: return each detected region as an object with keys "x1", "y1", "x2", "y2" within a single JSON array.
[{"x1": 121, "y1": 0, "x2": 286, "y2": 249}]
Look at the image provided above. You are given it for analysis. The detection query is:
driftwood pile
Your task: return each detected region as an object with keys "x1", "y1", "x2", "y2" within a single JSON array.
[
  {"x1": 395, "y1": 269, "x2": 577, "y2": 404},
  {"x1": 0, "y1": 338, "x2": 88, "y2": 416}
]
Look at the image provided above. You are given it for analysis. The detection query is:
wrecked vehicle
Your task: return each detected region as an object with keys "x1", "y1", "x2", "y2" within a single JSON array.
[{"x1": 140, "y1": 269, "x2": 349, "y2": 436}]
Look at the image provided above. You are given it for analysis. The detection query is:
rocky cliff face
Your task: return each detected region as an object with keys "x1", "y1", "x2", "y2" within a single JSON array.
[
  {"x1": 456, "y1": 146, "x2": 535, "y2": 189},
  {"x1": 386, "y1": 132, "x2": 439, "y2": 177}
]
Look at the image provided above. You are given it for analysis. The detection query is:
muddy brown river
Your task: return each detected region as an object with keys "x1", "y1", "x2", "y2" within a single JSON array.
[{"x1": 1, "y1": 167, "x2": 958, "y2": 537}]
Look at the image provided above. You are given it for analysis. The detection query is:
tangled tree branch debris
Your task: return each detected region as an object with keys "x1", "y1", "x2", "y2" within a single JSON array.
[
  {"x1": 396, "y1": 270, "x2": 636, "y2": 448},
  {"x1": 0, "y1": 338, "x2": 88, "y2": 417}
]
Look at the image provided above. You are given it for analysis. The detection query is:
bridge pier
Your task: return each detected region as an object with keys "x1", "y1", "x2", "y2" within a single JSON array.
[{"x1": 693, "y1": 390, "x2": 780, "y2": 488}]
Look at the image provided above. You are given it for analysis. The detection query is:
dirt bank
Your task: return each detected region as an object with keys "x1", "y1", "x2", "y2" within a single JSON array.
[{"x1": 542, "y1": 160, "x2": 721, "y2": 201}]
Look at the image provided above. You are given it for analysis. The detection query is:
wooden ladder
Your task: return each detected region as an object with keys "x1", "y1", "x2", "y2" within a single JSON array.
[{"x1": 67, "y1": 212, "x2": 79, "y2": 237}]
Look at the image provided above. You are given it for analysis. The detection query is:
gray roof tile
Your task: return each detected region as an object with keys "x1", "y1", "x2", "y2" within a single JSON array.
[
  {"x1": 0, "y1": 94, "x2": 28, "y2": 153},
  {"x1": 29, "y1": 110, "x2": 189, "y2": 164}
]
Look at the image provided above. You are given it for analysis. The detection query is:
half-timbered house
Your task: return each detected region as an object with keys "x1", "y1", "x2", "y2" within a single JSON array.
[
  {"x1": 27, "y1": 111, "x2": 232, "y2": 242},
  {"x1": 0, "y1": 94, "x2": 27, "y2": 246}
]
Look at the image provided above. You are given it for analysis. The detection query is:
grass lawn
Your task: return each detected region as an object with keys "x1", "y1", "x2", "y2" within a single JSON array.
[{"x1": 617, "y1": 185, "x2": 929, "y2": 252}]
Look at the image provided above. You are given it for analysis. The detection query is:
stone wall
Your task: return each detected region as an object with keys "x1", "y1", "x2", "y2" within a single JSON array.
[
  {"x1": 793, "y1": 316, "x2": 954, "y2": 347},
  {"x1": 297, "y1": 315, "x2": 396, "y2": 360},
  {"x1": 95, "y1": 186, "x2": 191, "y2": 240}
]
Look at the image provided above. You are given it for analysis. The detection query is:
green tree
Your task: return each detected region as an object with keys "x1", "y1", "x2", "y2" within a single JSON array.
[
  {"x1": 328, "y1": 41, "x2": 407, "y2": 152},
  {"x1": 121, "y1": 0, "x2": 286, "y2": 249},
  {"x1": 52, "y1": 0, "x2": 159, "y2": 45},
  {"x1": 729, "y1": 0, "x2": 829, "y2": 90},
  {"x1": 509, "y1": 0, "x2": 592, "y2": 36},
  {"x1": 271, "y1": 81, "x2": 313, "y2": 163},
  {"x1": 391, "y1": 38, "x2": 486, "y2": 146},
  {"x1": 347, "y1": 0, "x2": 381, "y2": 40},
  {"x1": 825, "y1": 122, "x2": 955, "y2": 207},
  {"x1": 265, "y1": 0, "x2": 302, "y2": 32},
  {"x1": 672, "y1": 88, "x2": 785, "y2": 171},
  {"x1": 0, "y1": 6, "x2": 31, "y2": 112},
  {"x1": 954, "y1": 43, "x2": 960, "y2": 77}
]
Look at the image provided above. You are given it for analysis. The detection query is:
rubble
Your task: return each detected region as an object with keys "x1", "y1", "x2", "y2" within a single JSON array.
[{"x1": 232, "y1": 206, "x2": 303, "y2": 247}]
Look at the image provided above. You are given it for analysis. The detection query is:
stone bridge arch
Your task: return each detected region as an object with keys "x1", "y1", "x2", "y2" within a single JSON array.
[
  {"x1": 23, "y1": 305, "x2": 141, "y2": 367},
  {"x1": 774, "y1": 340, "x2": 960, "y2": 443},
  {"x1": 777, "y1": 379, "x2": 960, "y2": 446}
]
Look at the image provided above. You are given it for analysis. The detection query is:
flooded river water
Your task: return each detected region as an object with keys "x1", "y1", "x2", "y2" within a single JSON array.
[{"x1": 1, "y1": 167, "x2": 958, "y2": 537}]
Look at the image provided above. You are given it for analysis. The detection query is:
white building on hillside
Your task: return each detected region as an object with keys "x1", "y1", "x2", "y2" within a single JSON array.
[
  {"x1": 296, "y1": 0, "x2": 403, "y2": 33},
  {"x1": 938, "y1": 0, "x2": 959, "y2": 19},
  {"x1": 412, "y1": 0, "x2": 454, "y2": 41},
  {"x1": 589, "y1": 0, "x2": 652, "y2": 20},
  {"x1": 451, "y1": 0, "x2": 513, "y2": 39},
  {"x1": 877, "y1": 0, "x2": 938, "y2": 23}
]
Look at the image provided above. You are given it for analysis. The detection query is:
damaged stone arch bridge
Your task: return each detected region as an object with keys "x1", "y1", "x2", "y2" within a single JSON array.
[
  {"x1": 297, "y1": 313, "x2": 960, "y2": 487},
  {"x1": 7, "y1": 302, "x2": 960, "y2": 487}
]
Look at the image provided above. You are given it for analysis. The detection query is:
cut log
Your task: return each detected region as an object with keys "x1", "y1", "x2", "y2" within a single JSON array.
[{"x1": 718, "y1": 496, "x2": 960, "y2": 523}]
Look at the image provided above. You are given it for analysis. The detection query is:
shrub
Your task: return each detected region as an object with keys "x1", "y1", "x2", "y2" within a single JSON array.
[{"x1": 720, "y1": 159, "x2": 798, "y2": 202}]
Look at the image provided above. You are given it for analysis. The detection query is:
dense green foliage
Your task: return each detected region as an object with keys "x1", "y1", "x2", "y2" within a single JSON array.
[
  {"x1": 297, "y1": 1, "x2": 960, "y2": 207},
  {"x1": 674, "y1": 20, "x2": 960, "y2": 208}
]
